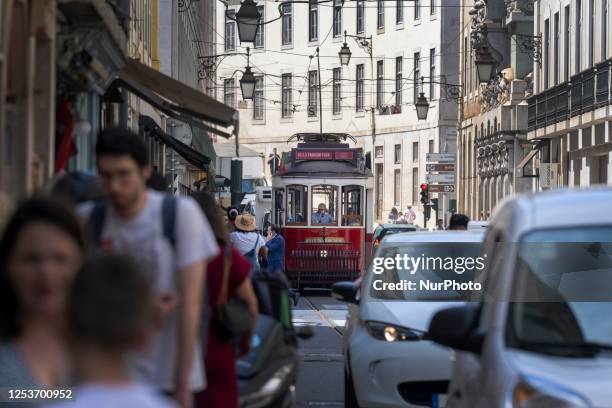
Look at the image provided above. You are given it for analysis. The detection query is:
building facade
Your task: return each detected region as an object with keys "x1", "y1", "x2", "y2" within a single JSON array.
[
  {"x1": 456, "y1": 0, "x2": 538, "y2": 220},
  {"x1": 215, "y1": 0, "x2": 461, "y2": 225},
  {"x1": 527, "y1": 0, "x2": 612, "y2": 189}
]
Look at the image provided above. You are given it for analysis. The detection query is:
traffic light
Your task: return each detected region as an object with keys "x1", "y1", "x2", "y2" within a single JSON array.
[
  {"x1": 431, "y1": 198, "x2": 439, "y2": 213},
  {"x1": 419, "y1": 183, "x2": 429, "y2": 205}
]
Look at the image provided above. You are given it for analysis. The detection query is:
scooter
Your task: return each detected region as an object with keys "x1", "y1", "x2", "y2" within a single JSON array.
[{"x1": 237, "y1": 270, "x2": 313, "y2": 408}]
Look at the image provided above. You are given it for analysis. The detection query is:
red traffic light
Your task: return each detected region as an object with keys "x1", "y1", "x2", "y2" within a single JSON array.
[{"x1": 420, "y1": 183, "x2": 428, "y2": 191}]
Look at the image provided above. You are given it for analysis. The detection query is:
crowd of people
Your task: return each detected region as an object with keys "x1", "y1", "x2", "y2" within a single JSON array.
[{"x1": 0, "y1": 127, "x2": 290, "y2": 408}]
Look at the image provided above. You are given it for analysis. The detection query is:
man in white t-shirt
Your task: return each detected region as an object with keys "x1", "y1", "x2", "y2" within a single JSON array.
[
  {"x1": 78, "y1": 127, "x2": 218, "y2": 408},
  {"x1": 405, "y1": 205, "x2": 417, "y2": 224}
]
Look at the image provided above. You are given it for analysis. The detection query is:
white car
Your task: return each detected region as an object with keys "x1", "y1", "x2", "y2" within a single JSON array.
[
  {"x1": 332, "y1": 230, "x2": 485, "y2": 407},
  {"x1": 428, "y1": 187, "x2": 612, "y2": 408},
  {"x1": 467, "y1": 220, "x2": 489, "y2": 230}
]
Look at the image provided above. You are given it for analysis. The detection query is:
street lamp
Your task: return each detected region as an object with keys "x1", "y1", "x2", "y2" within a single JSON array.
[
  {"x1": 338, "y1": 31, "x2": 352, "y2": 66},
  {"x1": 235, "y1": 0, "x2": 261, "y2": 43},
  {"x1": 240, "y1": 66, "x2": 257, "y2": 100},
  {"x1": 415, "y1": 92, "x2": 430, "y2": 121},
  {"x1": 475, "y1": 47, "x2": 497, "y2": 83}
]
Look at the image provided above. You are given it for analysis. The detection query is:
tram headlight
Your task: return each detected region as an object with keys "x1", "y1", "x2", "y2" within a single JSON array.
[{"x1": 365, "y1": 321, "x2": 426, "y2": 342}]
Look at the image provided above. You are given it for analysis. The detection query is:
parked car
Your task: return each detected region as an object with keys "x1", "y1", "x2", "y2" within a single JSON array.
[
  {"x1": 372, "y1": 223, "x2": 419, "y2": 249},
  {"x1": 428, "y1": 187, "x2": 612, "y2": 408},
  {"x1": 334, "y1": 230, "x2": 485, "y2": 407}
]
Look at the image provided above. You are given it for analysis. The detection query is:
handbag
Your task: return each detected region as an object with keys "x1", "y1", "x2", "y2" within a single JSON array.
[{"x1": 214, "y1": 245, "x2": 254, "y2": 340}]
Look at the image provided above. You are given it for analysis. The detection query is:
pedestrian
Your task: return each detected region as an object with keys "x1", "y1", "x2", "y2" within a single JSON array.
[
  {"x1": 405, "y1": 205, "x2": 417, "y2": 224},
  {"x1": 230, "y1": 214, "x2": 267, "y2": 273},
  {"x1": 436, "y1": 219, "x2": 445, "y2": 230},
  {"x1": 0, "y1": 198, "x2": 84, "y2": 397},
  {"x1": 388, "y1": 207, "x2": 398, "y2": 222},
  {"x1": 448, "y1": 213, "x2": 470, "y2": 230},
  {"x1": 265, "y1": 225, "x2": 299, "y2": 306},
  {"x1": 78, "y1": 127, "x2": 219, "y2": 407},
  {"x1": 50, "y1": 254, "x2": 172, "y2": 408},
  {"x1": 396, "y1": 212, "x2": 408, "y2": 224},
  {"x1": 192, "y1": 192, "x2": 258, "y2": 408},
  {"x1": 226, "y1": 206, "x2": 240, "y2": 233}
]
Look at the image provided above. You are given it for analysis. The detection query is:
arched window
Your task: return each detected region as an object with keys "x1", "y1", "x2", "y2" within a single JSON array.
[
  {"x1": 342, "y1": 185, "x2": 363, "y2": 226},
  {"x1": 493, "y1": 117, "x2": 498, "y2": 133},
  {"x1": 487, "y1": 120, "x2": 491, "y2": 136},
  {"x1": 286, "y1": 185, "x2": 308, "y2": 225},
  {"x1": 311, "y1": 185, "x2": 338, "y2": 225}
]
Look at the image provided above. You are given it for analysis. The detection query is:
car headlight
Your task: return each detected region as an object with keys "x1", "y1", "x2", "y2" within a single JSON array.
[
  {"x1": 511, "y1": 376, "x2": 590, "y2": 408},
  {"x1": 364, "y1": 321, "x2": 426, "y2": 342}
]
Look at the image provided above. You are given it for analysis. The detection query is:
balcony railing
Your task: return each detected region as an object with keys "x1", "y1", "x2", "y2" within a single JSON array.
[{"x1": 528, "y1": 58, "x2": 612, "y2": 131}]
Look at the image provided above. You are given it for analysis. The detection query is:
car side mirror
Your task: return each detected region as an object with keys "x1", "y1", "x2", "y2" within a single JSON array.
[
  {"x1": 331, "y1": 281, "x2": 359, "y2": 304},
  {"x1": 427, "y1": 304, "x2": 484, "y2": 354}
]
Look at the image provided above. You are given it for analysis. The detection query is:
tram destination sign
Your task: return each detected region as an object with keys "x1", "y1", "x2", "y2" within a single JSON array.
[
  {"x1": 428, "y1": 184, "x2": 455, "y2": 193},
  {"x1": 426, "y1": 163, "x2": 455, "y2": 172},
  {"x1": 293, "y1": 148, "x2": 357, "y2": 163},
  {"x1": 426, "y1": 153, "x2": 456, "y2": 163}
]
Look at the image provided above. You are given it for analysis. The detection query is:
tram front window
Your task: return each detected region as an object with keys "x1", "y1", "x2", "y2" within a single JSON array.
[
  {"x1": 311, "y1": 185, "x2": 337, "y2": 225},
  {"x1": 342, "y1": 186, "x2": 363, "y2": 226},
  {"x1": 286, "y1": 185, "x2": 308, "y2": 225}
]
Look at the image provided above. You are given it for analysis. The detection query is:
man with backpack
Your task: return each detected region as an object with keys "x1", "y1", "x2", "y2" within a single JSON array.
[{"x1": 78, "y1": 127, "x2": 218, "y2": 408}]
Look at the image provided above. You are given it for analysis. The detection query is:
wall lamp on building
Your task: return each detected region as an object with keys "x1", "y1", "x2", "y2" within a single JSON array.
[
  {"x1": 475, "y1": 47, "x2": 498, "y2": 84},
  {"x1": 338, "y1": 30, "x2": 373, "y2": 65},
  {"x1": 414, "y1": 77, "x2": 464, "y2": 121}
]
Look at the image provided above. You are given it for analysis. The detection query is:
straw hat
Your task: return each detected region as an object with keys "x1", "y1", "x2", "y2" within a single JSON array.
[{"x1": 235, "y1": 214, "x2": 257, "y2": 232}]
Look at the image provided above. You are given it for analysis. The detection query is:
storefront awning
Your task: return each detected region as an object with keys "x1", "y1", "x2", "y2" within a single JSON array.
[
  {"x1": 141, "y1": 116, "x2": 210, "y2": 170},
  {"x1": 111, "y1": 59, "x2": 238, "y2": 138},
  {"x1": 516, "y1": 141, "x2": 543, "y2": 171}
]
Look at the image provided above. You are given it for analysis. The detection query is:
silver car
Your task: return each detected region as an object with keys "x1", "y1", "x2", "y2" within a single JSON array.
[{"x1": 333, "y1": 230, "x2": 485, "y2": 407}]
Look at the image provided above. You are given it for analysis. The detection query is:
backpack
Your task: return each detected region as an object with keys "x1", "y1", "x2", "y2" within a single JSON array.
[{"x1": 88, "y1": 194, "x2": 177, "y2": 248}]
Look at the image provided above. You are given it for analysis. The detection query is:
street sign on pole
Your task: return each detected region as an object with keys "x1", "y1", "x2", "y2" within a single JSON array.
[
  {"x1": 426, "y1": 153, "x2": 456, "y2": 163},
  {"x1": 426, "y1": 173, "x2": 455, "y2": 184},
  {"x1": 428, "y1": 184, "x2": 455, "y2": 193},
  {"x1": 426, "y1": 163, "x2": 455, "y2": 172}
]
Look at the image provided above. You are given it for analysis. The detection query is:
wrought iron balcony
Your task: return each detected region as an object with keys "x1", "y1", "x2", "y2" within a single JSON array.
[{"x1": 527, "y1": 58, "x2": 611, "y2": 131}]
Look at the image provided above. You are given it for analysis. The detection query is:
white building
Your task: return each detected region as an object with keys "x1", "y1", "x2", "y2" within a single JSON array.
[
  {"x1": 527, "y1": 0, "x2": 612, "y2": 188},
  {"x1": 215, "y1": 0, "x2": 460, "y2": 225}
]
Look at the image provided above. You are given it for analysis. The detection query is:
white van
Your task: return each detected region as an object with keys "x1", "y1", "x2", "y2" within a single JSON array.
[{"x1": 428, "y1": 187, "x2": 612, "y2": 408}]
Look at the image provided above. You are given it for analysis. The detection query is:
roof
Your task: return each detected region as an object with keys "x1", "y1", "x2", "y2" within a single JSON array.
[
  {"x1": 383, "y1": 230, "x2": 485, "y2": 244},
  {"x1": 281, "y1": 160, "x2": 373, "y2": 178},
  {"x1": 376, "y1": 223, "x2": 419, "y2": 229},
  {"x1": 214, "y1": 143, "x2": 262, "y2": 158}
]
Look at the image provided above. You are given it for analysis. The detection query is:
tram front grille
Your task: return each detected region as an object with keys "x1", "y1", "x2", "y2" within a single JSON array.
[{"x1": 290, "y1": 249, "x2": 360, "y2": 272}]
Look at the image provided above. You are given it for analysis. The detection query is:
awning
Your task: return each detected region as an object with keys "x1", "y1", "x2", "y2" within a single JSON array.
[
  {"x1": 111, "y1": 59, "x2": 238, "y2": 138},
  {"x1": 141, "y1": 116, "x2": 210, "y2": 170},
  {"x1": 516, "y1": 141, "x2": 543, "y2": 171}
]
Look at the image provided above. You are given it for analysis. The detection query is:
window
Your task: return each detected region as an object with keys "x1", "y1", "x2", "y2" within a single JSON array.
[
  {"x1": 564, "y1": 5, "x2": 570, "y2": 81},
  {"x1": 428, "y1": 139, "x2": 434, "y2": 153},
  {"x1": 375, "y1": 146, "x2": 384, "y2": 158},
  {"x1": 309, "y1": 0, "x2": 318, "y2": 42},
  {"x1": 463, "y1": 37, "x2": 468, "y2": 95},
  {"x1": 395, "y1": 57, "x2": 402, "y2": 107},
  {"x1": 253, "y1": 76, "x2": 264, "y2": 120},
  {"x1": 223, "y1": 78, "x2": 235, "y2": 108},
  {"x1": 357, "y1": 0, "x2": 365, "y2": 33},
  {"x1": 396, "y1": 0, "x2": 404, "y2": 24},
  {"x1": 412, "y1": 167, "x2": 419, "y2": 204},
  {"x1": 282, "y1": 2, "x2": 292, "y2": 46},
  {"x1": 413, "y1": 52, "x2": 421, "y2": 102},
  {"x1": 554, "y1": 12, "x2": 559, "y2": 85},
  {"x1": 342, "y1": 186, "x2": 363, "y2": 226},
  {"x1": 544, "y1": 18, "x2": 550, "y2": 87},
  {"x1": 415, "y1": 0, "x2": 421, "y2": 19},
  {"x1": 356, "y1": 64, "x2": 365, "y2": 111},
  {"x1": 412, "y1": 141, "x2": 419, "y2": 162},
  {"x1": 308, "y1": 70, "x2": 318, "y2": 117},
  {"x1": 430, "y1": 0, "x2": 435, "y2": 15},
  {"x1": 333, "y1": 0, "x2": 342, "y2": 37},
  {"x1": 377, "y1": 60, "x2": 384, "y2": 108},
  {"x1": 311, "y1": 185, "x2": 338, "y2": 225},
  {"x1": 394, "y1": 169, "x2": 401, "y2": 206},
  {"x1": 603, "y1": 0, "x2": 608, "y2": 60},
  {"x1": 281, "y1": 74, "x2": 293, "y2": 118},
  {"x1": 429, "y1": 48, "x2": 436, "y2": 99},
  {"x1": 394, "y1": 144, "x2": 401, "y2": 163},
  {"x1": 589, "y1": 0, "x2": 594, "y2": 66},
  {"x1": 225, "y1": 10, "x2": 236, "y2": 51},
  {"x1": 255, "y1": 6, "x2": 264, "y2": 48},
  {"x1": 377, "y1": 0, "x2": 385, "y2": 29},
  {"x1": 286, "y1": 185, "x2": 308, "y2": 225},
  {"x1": 333, "y1": 68, "x2": 342, "y2": 114},
  {"x1": 576, "y1": 0, "x2": 582, "y2": 74}
]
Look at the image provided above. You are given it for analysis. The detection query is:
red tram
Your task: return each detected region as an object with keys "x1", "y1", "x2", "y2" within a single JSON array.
[{"x1": 271, "y1": 133, "x2": 374, "y2": 289}]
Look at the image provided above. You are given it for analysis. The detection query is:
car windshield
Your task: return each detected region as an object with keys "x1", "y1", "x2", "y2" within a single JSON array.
[
  {"x1": 508, "y1": 227, "x2": 612, "y2": 357},
  {"x1": 367, "y1": 242, "x2": 483, "y2": 301}
]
